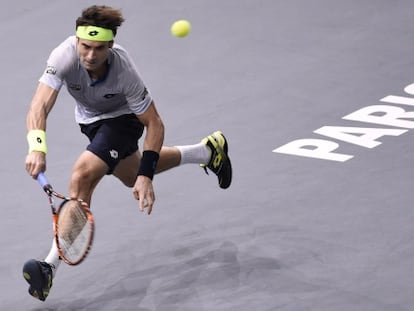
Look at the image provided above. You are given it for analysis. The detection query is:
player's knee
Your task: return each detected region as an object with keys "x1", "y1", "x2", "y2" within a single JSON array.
[{"x1": 70, "y1": 167, "x2": 99, "y2": 190}]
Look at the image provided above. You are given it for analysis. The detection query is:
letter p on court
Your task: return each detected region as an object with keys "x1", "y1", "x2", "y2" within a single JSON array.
[{"x1": 273, "y1": 139, "x2": 353, "y2": 162}]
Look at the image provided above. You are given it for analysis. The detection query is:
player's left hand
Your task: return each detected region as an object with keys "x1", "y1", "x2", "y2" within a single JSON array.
[{"x1": 133, "y1": 175, "x2": 155, "y2": 215}]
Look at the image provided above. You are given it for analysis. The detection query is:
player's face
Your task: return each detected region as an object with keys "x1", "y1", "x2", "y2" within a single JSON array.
[{"x1": 76, "y1": 38, "x2": 113, "y2": 73}]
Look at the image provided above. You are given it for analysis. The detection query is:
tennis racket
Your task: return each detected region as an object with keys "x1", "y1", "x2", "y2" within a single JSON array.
[{"x1": 37, "y1": 172, "x2": 94, "y2": 266}]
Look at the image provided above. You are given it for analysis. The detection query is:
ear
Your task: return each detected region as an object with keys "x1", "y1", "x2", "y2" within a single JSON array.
[{"x1": 108, "y1": 41, "x2": 114, "y2": 48}]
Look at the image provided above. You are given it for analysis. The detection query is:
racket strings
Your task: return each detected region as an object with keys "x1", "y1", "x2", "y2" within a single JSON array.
[{"x1": 57, "y1": 201, "x2": 92, "y2": 263}]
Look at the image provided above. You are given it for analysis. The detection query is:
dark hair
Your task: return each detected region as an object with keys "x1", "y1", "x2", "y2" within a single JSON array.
[{"x1": 75, "y1": 5, "x2": 125, "y2": 37}]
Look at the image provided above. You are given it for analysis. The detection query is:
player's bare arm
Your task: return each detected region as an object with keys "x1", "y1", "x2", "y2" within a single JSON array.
[
  {"x1": 133, "y1": 101, "x2": 164, "y2": 215},
  {"x1": 138, "y1": 101, "x2": 164, "y2": 152},
  {"x1": 25, "y1": 82, "x2": 58, "y2": 177}
]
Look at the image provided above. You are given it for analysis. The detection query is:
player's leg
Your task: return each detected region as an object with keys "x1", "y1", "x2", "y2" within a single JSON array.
[
  {"x1": 23, "y1": 151, "x2": 108, "y2": 301},
  {"x1": 46, "y1": 129, "x2": 111, "y2": 270},
  {"x1": 69, "y1": 150, "x2": 109, "y2": 203},
  {"x1": 112, "y1": 146, "x2": 182, "y2": 186},
  {"x1": 49, "y1": 151, "x2": 107, "y2": 263},
  {"x1": 113, "y1": 131, "x2": 232, "y2": 189}
]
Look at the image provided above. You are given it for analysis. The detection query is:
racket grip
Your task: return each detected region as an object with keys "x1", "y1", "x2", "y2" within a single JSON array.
[{"x1": 37, "y1": 172, "x2": 51, "y2": 190}]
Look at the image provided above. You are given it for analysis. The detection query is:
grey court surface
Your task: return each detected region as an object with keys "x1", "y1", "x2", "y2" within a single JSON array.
[{"x1": 2, "y1": 0, "x2": 414, "y2": 310}]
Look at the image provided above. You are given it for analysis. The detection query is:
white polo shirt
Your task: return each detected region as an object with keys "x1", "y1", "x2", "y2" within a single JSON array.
[{"x1": 39, "y1": 36, "x2": 152, "y2": 124}]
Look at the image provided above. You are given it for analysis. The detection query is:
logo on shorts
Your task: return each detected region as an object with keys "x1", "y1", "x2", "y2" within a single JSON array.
[
  {"x1": 45, "y1": 66, "x2": 57, "y2": 75},
  {"x1": 109, "y1": 149, "x2": 119, "y2": 159}
]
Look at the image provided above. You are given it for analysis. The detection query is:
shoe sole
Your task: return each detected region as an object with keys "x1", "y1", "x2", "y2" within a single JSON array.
[{"x1": 23, "y1": 259, "x2": 50, "y2": 301}]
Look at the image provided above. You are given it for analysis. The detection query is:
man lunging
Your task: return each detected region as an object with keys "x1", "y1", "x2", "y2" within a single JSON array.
[{"x1": 22, "y1": 5, "x2": 231, "y2": 301}]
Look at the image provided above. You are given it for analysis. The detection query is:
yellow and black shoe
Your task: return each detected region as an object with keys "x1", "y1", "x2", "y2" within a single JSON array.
[
  {"x1": 201, "y1": 131, "x2": 232, "y2": 189},
  {"x1": 23, "y1": 259, "x2": 53, "y2": 301}
]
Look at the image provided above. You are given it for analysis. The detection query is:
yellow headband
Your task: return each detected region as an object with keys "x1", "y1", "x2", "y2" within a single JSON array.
[{"x1": 76, "y1": 25, "x2": 114, "y2": 41}]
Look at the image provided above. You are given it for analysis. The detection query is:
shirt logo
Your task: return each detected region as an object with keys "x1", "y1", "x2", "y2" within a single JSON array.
[
  {"x1": 141, "y1": 87, "x2": 148, "y2": 101},
  {"x1": 45, "y1": 66, "x2": 57, "y2": 75},
  {"x1": 69, "y1": 83, "x2": 81, "y2": 91}
]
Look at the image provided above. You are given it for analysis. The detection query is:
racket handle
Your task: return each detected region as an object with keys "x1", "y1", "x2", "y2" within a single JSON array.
[{"x1": 37, "y1": 172, "x2": 51, "y2": 192}]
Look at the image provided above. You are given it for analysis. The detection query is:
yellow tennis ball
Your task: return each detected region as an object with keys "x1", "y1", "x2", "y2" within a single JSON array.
[{"x1": 171, "y1": 20, "x2": 191, "y2": 38}]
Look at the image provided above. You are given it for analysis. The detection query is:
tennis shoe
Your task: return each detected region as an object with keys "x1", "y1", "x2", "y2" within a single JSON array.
[
  {"x1": 201, "y1": 131, "x2": 232, "y2": 189},
  {"x1": 22, "y1": 259, "x2": 53, "y2": 301}
]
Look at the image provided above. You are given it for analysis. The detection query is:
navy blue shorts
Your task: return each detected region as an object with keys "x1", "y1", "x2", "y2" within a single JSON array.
[{"x1": 79, "y1": 114, "x2": 145, "y2": 174}]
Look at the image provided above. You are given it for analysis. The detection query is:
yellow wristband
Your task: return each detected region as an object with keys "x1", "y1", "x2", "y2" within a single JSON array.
[{"x1": 27, "y1": 130, "x2": 47, "y2": 154}]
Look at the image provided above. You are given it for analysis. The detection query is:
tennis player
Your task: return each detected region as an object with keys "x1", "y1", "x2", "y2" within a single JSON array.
[{"x1": 22, "y1": 5, "x2": 231, "y2": 301}]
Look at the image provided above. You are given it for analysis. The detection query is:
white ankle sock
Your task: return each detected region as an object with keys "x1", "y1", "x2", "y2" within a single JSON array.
[
  {"x1": 45, "y1": 240, "x2": 61, "y2": 278},
  {"x1": 176, "y1": 142, "x2": 211, "y2": 165}
]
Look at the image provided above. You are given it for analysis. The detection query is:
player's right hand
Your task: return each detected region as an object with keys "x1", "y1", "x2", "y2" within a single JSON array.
[{"x1": 25, "y1": 151, "x2": 46, "y2": 178}]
